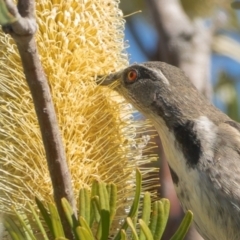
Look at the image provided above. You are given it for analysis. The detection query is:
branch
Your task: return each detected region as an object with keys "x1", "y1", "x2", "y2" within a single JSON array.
[
  {"x1": 147, "y1": 0, "x2": 212, "y2": 98},
  {"x1": 1, "y1": 0, "x2": 75, "y2": 237},
  {"x1": 146, "y1": 0, "x2": 192, "y2": 65},
  {"x1": 232, "y1": 1, "x2": 240, "y2": 9}
]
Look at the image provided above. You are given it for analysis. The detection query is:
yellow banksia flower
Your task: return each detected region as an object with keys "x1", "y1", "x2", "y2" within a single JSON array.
[{"x1": 0, "y1": 0, "x2": 158, "y2": 227}]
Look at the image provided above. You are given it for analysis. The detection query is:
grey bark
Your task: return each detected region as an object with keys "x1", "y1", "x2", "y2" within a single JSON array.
[{"x1": 145, "y1": 1, "x2": 212, "y2": 239}]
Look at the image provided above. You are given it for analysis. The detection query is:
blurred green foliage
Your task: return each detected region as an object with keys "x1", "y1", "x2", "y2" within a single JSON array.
[
  {"x1": 214, "y1": 72, "x2": 240, "y2": 122},
  {"x1": 4, "y1": 170, "x2": 193, "y2": 240}
]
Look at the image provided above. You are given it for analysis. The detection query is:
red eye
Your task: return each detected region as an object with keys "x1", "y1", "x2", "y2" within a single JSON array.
[{"x1": 127, "y1": 69, "x2": 138, "y2": 83}]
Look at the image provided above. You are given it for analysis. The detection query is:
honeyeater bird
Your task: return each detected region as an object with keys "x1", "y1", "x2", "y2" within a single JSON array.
[{"x1": 101, "y1": 62, "x2": 240, "y2": 240}]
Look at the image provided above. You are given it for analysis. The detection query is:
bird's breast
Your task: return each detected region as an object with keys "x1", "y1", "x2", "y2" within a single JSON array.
[{"x1": 152, "y1": 115, "x2": 240, "y2": 240}]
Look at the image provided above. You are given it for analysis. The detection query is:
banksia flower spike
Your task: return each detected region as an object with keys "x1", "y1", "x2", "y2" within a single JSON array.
[{"x1": 0, "y1": 0, "x2": 158, "y2": 232}]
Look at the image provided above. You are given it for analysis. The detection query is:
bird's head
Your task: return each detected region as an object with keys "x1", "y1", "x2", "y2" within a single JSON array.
[{"x1": 101, "y1": 61, "x2": 209, "y2": 127}]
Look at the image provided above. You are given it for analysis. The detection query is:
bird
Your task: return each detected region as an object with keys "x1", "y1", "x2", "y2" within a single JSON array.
[{"x1": 100, "y1": 61, "x2": 240, "y2": 240}]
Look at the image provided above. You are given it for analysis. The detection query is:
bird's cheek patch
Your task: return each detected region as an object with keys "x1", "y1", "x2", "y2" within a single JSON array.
[{"x1": 151, "y1": 68, "x2": 170, "y2": 85}]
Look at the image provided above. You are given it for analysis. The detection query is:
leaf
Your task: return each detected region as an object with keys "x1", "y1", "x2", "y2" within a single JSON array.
[
  {"x1": 35, "y1": 197, "x2": 54, "y2": 236},
  {"x1": 76, "y1": 226, "x2": 94, "y2": 240},
  {"x1": 92, "y1": 196, "x2": 101, "y2": 222},
  {"x1": 28, "y1": 203, "x2": 49, "y2": 240},
  {"x1": 79, "y1": 188, "x2": 91, "y2": 225},
  {"x1": 114, "y1": 168, "x2": 142, "y2": 240},
  {"x1": 96, "y1": 218, "x2": 102, "y2": 240},
  {"x1": 90, "y1": 181, "x2": 100, "y2": 224},
  {"x1": 100, "y1": 209, "x2": 110, "y2": 240},
  {"x1": 61, "y1": 198, "x2": 78, "y2": 227},
  {"x1": 98, "y1": 182, "x2": 110, "y2": 211},
  {"x1": 128, "y1": 169, "x2": 142, "y2": 217},
  {"x1": 139, "y1": 219, "x2": 153, "y2": 240},
  {"x1": 154, "y1": 199, "x2": 170, "y2": 240},
  {"x1": 95, "y1": 182, "x2": 111, "y2": 240},
  {"x1": 149, "y1": 201, "x2": 158, "y2": 235},
  {"x1": 107, "y1": 183, "x2": 117, "y2": 224},
  {"x1": 120, "y1": 229, "x2": 127, "y2": 240},
  {"x1": 139, "y1": 192, "x2": 151, "y2": 240},
  {"x1": 79, "y1": 216, "x2": 94, "y2": 240},
  {"x1": 48, "y1": 203, "x2": 65, "y2": 238},
  {"x1": 13, "y1": 208, "x2": 36, "y2": 240},
  {"x1": 4, "y1": 217, "x2": 25, "y2": 240},
  {"x1": 61, "y1": 198, "x2": 79, "y2": 239},
  {"x1": 170, "y1": 210, "x2": 193, "y2": 240},
  {"x1": 126, "y1": 217, "x2": 139, "y2": 240},
  {"x1": 91, "y1": 180, "x2": 98, "y2": 198},
  {"x1": 0, "y1": 0, "x2": 17, "y2": 25}
]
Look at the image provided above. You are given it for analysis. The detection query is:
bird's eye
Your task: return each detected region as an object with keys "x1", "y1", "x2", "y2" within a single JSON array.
[{"x1": 126, "y1": 69, "x2": 138, "y2": 83}]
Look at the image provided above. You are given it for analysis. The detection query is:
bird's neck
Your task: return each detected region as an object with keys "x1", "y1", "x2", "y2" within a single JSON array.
[{"x1": 149, "y1": 103, "x2": 226, "y2": 170}]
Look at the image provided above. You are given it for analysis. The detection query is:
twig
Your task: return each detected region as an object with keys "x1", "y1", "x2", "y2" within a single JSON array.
[{"x1": 1, "y1": 0, "x2": 76, "y2": 238}]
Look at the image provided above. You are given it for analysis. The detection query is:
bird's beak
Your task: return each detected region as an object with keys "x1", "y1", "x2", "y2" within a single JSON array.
[{"x1": 98, "y1": 69, "x2": 123, "y2": 86}]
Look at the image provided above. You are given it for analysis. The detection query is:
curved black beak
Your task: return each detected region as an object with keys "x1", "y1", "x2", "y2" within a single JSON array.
[{"x1": 98, "y1": 69, "x2": 123, "y2": 86}]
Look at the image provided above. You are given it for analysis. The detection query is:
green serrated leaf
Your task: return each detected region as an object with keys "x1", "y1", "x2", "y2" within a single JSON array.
[
  {"x1": 61, "y1": 198, "x2": 79, "y2": 227},
  {"x1": 129, "y1": 169, "x2": 142, "y2": 217},
  {"x1": 0, "y1": 0, "x2": 17, "y2": 25},
  {"x1": 48, "y1": 203, "x2": 65, "y2": 238},
  {"x1": 28, "y1": 203, "x2": 49, "y2": 240},
  {"x1": 161, "y1": 199, "x2": 170, "y2": 218},
  {"x1": 13, "y1": 208, "x2": 36, "y2": 240},
  {"x1": 139, "y1": 192, "x2": 151, "y2": 240},
  {"x1": 126, "y1": 217, "x2": 139, "y2": 240},
  {"x1": 61, "y1": 198, "x2": 79, "y2": 239},
  {"x1": 120, "y1": 229, "x2": 127, "y2": 240},
  {"x1": 35, "y1": 197, "x2": 54, "y2": 237},
  {"x1": 96, "y1": 218, "x2": 102, "y2": 240},
  {"x1": 79, "y1": 188, "x2": 91, "y2": 225},
  {"x1": 114, "y1": 169, "x2": 142, "y2": 240},
  {"x1": 4, "y1": 217, "x2": 25, "y2": 240},
  {"x1": 131, "y1": 216, "x2": 138, "y2": 240},
  {"x1": 98, "y1": 182, "x2": 109, "y2": 211},
  {"x1": 91, "y1": 180, "x2": 98, "y2": 198},
  {"x1": 100, "y1": 209, "x2": 110, "y2": 240},
  {"x1": 170, "y1": 210, "x2": 193, "y2": 240},
  {"x1": 76, "y1": 226, "x2": 93, "y2": 240},
  {"x1": 153, "y1": 199, "x2": 170, "y2": 240},
  {"x1": 92, "y1": 196, "x2": 101, "y2": 222},
  {"x1": 90, "y1": 181, "x2": 100, "y2": 225},
  {"x1": 149, "y1": 201, "x2": 158, "y2": 235},
  {"x1": 139, "y1": 219, "x2": 153, "y2": 240},
  {"x1": 107, "y1": 183, "x2": 117, "y2": 224},
  {"x1": 89, "y1": 203, "x2": 95, "y2": 228},
  {"x1": 79, "y1": 216, "x2": 95, "y2": 240}
]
